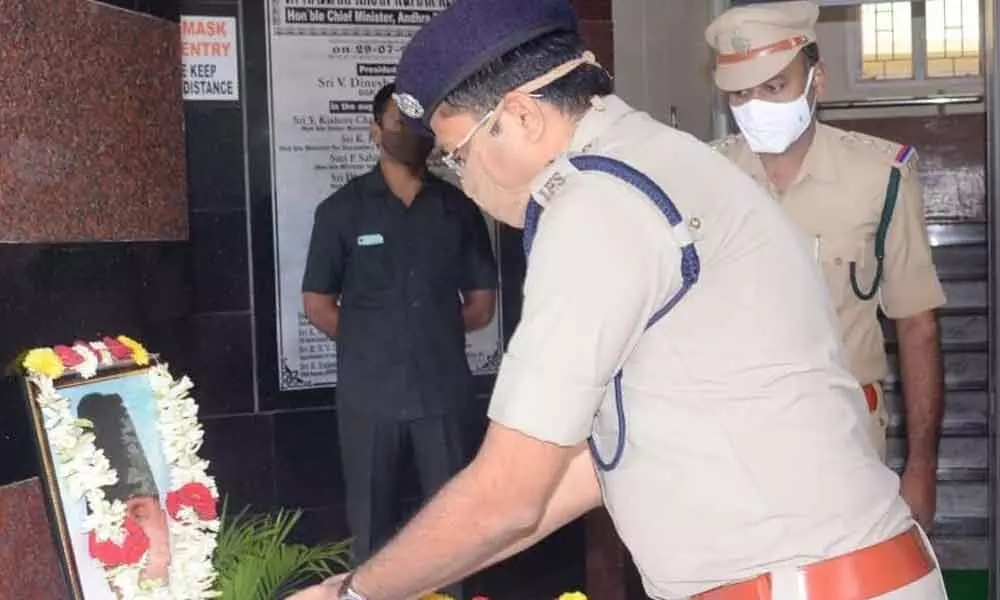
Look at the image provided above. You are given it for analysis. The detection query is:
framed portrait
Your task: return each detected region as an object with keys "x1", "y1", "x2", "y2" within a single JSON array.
[{"x1": 19, "y1": 336, "x2": 219, "y2": 600}]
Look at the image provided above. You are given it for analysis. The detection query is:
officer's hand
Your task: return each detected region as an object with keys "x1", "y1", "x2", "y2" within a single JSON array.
[
  {"x1": 284, "y1": 577, "x2": 341, "y2": 600},
  {"x1": 322, "y1": 573, "x2": 350, "y2": 587},
  {"x1": 900, "y1": 463, "x2": 937, "y2": 531}
]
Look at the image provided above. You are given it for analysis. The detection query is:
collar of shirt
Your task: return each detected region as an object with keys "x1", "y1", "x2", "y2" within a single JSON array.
[
  {"x1": 735, "y1": 122, "x2": 840, "y2": 196},
  {"x1": 363, "y1": 163, "x2": 449, "y2": 200},
  {"x1": 527, "y1": 94, "x2": 634, "y2": 207}
]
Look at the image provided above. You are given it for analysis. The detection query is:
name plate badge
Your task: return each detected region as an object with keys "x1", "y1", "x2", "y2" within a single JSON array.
[{"x1": 356, "y1": 233, "x2": 384, "y2": 247}]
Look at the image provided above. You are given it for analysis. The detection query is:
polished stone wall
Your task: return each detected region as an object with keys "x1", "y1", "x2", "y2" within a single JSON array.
[{"x1": 0, "y1": 0, "x2": 186, "y2": 243}]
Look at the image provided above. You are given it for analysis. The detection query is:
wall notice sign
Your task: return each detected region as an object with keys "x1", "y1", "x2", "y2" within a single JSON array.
[
  {"x1": 181, "y1": 16, "x2": 239, "y2": 101},
  {"x1": 266, "y1": 0, "x2": 503, "y2": 391}
]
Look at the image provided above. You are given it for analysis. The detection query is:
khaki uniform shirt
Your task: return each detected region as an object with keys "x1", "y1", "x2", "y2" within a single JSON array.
[
  {"x1": 712, "y1": 124, "x2": 946, "y2": 386},
  {"x1": 487, "y1": 96, "x2": 912, "y2": 599}
]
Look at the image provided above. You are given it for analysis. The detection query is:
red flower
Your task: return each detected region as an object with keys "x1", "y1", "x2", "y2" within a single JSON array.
[
  {"x1": 88, "y1": 515, "x2": 150, "y2": 567},
  {"x1": 53, "y1": 345, "x2": 84, "y2": 368},
  {"x1": 166, "y1": 482, "x2": 217, "y2": 520},
  {"x1": 103, "y1": 336, "x2": 133, "y2": 360}
]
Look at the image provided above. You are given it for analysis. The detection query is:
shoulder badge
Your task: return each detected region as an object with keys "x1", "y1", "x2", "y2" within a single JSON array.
[
  {"x1": 709, "y1": 134, "x2": 740, "y2": 156},
  {"x1": 535, "y1": 170, "x2": 569, "y2": 204},
  {"x1": 892, "y1": 144, "x2": 917, "y2": 168}
]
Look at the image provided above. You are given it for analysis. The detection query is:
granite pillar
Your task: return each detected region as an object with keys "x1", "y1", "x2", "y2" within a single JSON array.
[
  {"x1": 0, "y1": 0, "x2": 187, "y2": 242},
  {"x1": 0, "y1": 478, "x2": 70, "y2": 600}
]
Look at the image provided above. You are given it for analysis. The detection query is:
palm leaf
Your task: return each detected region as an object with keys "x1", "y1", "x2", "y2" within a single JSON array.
[{"x1": 212, "y1": 497, "x2": 351, "y2": 600}]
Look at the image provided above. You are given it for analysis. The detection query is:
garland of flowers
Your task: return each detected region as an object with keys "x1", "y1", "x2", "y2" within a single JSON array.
[{"x1": 23, "y1": 336, "x2": 220, "y2": 599}]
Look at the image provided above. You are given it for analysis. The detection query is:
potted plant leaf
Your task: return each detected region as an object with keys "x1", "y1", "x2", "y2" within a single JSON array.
[{"x1": 212, "y1": 499, "x2": 351, "y2": 600}]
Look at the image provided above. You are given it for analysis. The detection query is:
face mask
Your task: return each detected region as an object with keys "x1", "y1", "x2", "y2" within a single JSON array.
[
  {"x1": 458, "y1": 124, "x2": 531, "y2": 227},
  {"x1": 731, "y1": 68, "x2": 816, "y2": 154},
  {"x1": 380, "y1": 128, "x2": 434, "y2": 168}
]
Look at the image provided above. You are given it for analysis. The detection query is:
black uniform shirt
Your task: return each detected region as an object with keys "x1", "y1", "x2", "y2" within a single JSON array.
[{"x1": 302, "y1": 166, "x2": 498, "y2": 419}]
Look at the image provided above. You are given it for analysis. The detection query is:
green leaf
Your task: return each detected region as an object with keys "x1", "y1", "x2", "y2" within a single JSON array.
[{"x1": 211, "y1": 496, "x2": 351, "y2": 600}]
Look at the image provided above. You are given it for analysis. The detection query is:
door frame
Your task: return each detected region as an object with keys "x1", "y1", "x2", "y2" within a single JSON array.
[{"x1": 987, "y1": 0, "x2": 1000, "y2": 596}]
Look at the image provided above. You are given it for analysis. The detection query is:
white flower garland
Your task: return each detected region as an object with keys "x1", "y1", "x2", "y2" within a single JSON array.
[{"x1": 29, "y1": 363, "x2": 220, "y2": 599}]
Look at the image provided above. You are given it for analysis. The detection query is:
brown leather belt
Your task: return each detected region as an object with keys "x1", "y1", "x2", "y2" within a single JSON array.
[
  {"x1": 693, "y1": 527, "x2": 934, "y2": 600},
  {"x1": 862, "y1": 383, "x2": 879, "y2": 413}
]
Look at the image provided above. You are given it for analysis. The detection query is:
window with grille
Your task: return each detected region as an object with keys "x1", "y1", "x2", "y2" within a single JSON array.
[{"x1": 858, "y1": 0, "x2": 981, "y2": 82}]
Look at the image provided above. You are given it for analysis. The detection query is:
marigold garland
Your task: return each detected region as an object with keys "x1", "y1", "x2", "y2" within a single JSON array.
[
  {"x1": 118, "y1": 336, "x2": 150, "y2": 366},
  {"x1": 23, "y1": 347, "x2": 65, "y2": 379}
]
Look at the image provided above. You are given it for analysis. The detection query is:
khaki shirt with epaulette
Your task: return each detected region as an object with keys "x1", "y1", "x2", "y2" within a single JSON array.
[
  {"x1": 487, "y1": 96, "x2": 911, "y2": 598},
  {"x1": 712, "y1": 124, "x2": 946, "y2": 386}
]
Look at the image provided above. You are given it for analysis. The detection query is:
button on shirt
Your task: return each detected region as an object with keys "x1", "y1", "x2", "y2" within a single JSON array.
[
  {"x1": 487, "y1": 96, "x2": 911, "y2": 598},
  {"x1": 302, "y1": 167, "x2": 498, "y2": 419},
  {"x1": 713, "y1": 124, "x2": 946, "y2": 385}
]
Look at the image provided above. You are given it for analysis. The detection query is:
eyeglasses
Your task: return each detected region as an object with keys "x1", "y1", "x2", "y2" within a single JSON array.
[
  {"x1": 441, "y1": 109, "x2": 496, "y2": 176},
  {"x1": 439, "y1": 51, "x2": 600, "y2": 176}
]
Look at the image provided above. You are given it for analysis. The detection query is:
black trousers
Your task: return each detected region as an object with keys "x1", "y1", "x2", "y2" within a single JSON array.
[{"x1": 338, "y1": 407, "x2": 484, "y2": 596}]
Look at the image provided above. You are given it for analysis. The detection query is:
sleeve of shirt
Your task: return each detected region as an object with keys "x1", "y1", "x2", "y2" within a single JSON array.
[
  {"x1": 879, "y1": 152, "x2": 947, "y2": 319},
  {"x1": 301, "y1": 195, "x2": 347, "y2": 295},
  {"x1": 488, "y1": 174, "x2": 682, "y2": 446},
  {"x1": 457, "y1": 194, "x2": 499, "y2": 292}
]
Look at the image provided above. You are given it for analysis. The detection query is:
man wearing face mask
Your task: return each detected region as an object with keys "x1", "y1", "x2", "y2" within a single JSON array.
[
  {"x1": 290, "y1": 2, "x2": 946, "y2": 600},
  {"x1": 301, "y1": 83, "x2": 498, "y2": 598},
  {"x1": 706, "y1": 0, "x2": 945, "y2": 532}
]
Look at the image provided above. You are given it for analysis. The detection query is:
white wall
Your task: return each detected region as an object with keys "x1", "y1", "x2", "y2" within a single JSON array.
[{"x1": 613, "y1": 0, "x2": 718, "y2": 140}]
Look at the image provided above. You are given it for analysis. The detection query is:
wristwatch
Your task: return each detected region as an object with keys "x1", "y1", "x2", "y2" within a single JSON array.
[{"x1": 338, "y1": 573, "x2": 368, "y2": 600}]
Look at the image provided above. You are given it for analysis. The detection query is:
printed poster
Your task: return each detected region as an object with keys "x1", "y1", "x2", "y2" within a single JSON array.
[
  {"x1": 266, "y1": 0, "x2": 503, "y2": 391},
  {"x1": 181, "y1": 16, "x2": 240, "y2": 101}
]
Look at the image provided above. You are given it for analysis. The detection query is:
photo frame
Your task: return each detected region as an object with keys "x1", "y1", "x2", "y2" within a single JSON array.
[{"x1": 18, "y1": 336, "x2": 219, "y2": 600}]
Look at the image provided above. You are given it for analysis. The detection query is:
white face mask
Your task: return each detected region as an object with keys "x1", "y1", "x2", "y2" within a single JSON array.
[{"x1": 731, "y1": 68, "x2": 816, "y2": 154}]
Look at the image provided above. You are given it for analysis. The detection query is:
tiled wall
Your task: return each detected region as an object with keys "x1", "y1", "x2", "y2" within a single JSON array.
[{"x1": 0, "y1": 0, "x2": 257, "y2": 561}]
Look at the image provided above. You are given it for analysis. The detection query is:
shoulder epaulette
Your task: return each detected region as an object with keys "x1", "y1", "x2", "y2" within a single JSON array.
[
  {"x1": 709, "y1": 134, "x2": 739, "y2": 152},
  {"x1": 837, "y1": 130, "x2": 918, "y2": 172}
]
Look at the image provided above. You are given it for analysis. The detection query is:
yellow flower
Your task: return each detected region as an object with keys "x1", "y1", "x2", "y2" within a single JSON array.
[
  {"x1": 23, "y1": 348, "x2": 65, "y2": 379},
  {"x1": 557, "y1": 593, "x2": 587, "y2": 600},
  {"x1": 420, "y1": 595, "x2": 455, "y2": 600},
  {"x1": 117, "y1": 335, "x2": 150, "y2": 366}
]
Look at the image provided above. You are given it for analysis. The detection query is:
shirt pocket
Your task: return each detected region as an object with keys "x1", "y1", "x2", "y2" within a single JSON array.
[
  {"x1": 343, "y1": 236, "x2": 395, "y2": 305},
  {"x1": 817, "y1": 234, "x2": 878, "y2": 310}
]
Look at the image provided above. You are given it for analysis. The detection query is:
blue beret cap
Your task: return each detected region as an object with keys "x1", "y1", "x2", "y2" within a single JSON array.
[{"x1": 394, "y1": 0, "x2": 579, "y2": 125}]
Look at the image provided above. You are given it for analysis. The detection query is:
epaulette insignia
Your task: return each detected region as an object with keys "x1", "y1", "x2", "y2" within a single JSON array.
[
  {"x1": 709, "y1": 134, "x2": 739, "y2": 153},
  {"x1": 535, "y1": 170, "x2": 569, "y2": 204},
  {"x1": 893, "y1": 144, "x2": 916, "y2": 168},
  {"x1": 840, "y1": 131, "x2": 917, "y2": 171}
]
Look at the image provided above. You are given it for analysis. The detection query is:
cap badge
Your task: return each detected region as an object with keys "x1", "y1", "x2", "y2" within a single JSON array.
[
  {"x1": 393, "y1": 92, "x2": 424, "y2": 119},
  {"x1": 731, "y1": 30, "x2": 751, "y2": 54}
]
